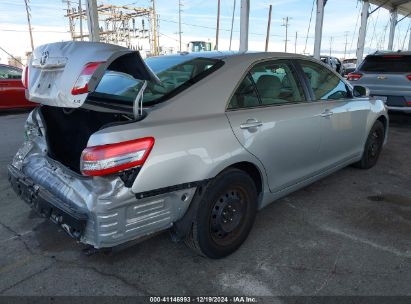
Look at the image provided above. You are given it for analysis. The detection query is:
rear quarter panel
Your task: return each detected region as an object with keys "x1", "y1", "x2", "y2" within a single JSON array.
[{"x1": 88, "y1": 113, "x2": 268, "y2": 195}]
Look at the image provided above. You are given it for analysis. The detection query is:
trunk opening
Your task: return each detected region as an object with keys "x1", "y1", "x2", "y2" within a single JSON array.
[{"x1": 40, "y1": 105, "x2": 133, "y2": 173}]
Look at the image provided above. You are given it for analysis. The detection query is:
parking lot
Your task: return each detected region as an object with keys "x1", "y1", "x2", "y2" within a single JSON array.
[{"x1": 0, "y1": 111, "x2": 410, "y2": 296}]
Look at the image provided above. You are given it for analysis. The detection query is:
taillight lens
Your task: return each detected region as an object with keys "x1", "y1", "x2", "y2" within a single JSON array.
[
  {"x1": 407, "y1": 75, "x2": 411, "y2": 81},
  {"x1": 347, "y1": 73, "x2": 363, "y2": 81},
  {"x1": 80, "y1": 137, "x2": 155, "y2": 176},
  {"x1": 71, "y1": 61, "x2": 105, "y2": 95},
  {"x1": 22, "y1": 65, "x2": 29, "y2": 89}
]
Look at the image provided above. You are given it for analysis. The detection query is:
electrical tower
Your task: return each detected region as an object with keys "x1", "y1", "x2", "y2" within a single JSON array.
[{"x1": 64, "y1": 1, "x2": 160, "y2": 56}]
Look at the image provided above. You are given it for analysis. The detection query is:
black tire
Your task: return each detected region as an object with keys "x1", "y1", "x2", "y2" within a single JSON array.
[
  {"x1": 185, "y1": 168, "x2": 258, "y2": 259},
  {"x1": 353, "y1": 120, "x2": 385, "y2": 169}
]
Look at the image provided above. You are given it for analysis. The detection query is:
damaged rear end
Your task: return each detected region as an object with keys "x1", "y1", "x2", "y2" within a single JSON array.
[{"x1": 8, "y1": 41, "x2": 196, "y2": 249}]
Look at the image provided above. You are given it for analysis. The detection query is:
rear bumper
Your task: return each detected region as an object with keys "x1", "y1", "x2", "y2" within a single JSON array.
[
  {"x1": 387, "y1": 106, "x2": 411, "y2": 113},
  {"x1": 9, "y1": 155, "x2": 197, "y2": 249},
  {"x1": 8, "y1": 164, "x2": 88, "y2": 238}
]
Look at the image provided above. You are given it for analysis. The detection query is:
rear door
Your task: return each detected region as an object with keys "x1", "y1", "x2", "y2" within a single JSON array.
[
  {"x1": 226, "y1": 59, "x2": 326, "y2": 193},
  {"x1": 298, "y1": 59, "x2": 369, "y2": 168},
  {"x1": 26, "y1": 41, "x2": 159, "y2": 111}
]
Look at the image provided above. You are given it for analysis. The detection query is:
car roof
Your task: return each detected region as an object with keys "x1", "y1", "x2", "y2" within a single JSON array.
[
  {"x1": 154, "y1": 51, "x2": 312, "y2": 65},
  {"x1": 367, "y1": 51, "x2": 411, "y2": 57},
  {"x1": 0, "y1": 64, "x2": 22, "y2": 71}
]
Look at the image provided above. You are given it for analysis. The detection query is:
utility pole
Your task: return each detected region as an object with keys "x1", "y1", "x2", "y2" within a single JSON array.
[
  {"x1": 239, "y1": 0, "x2": 249, "y2": 52},
  {"x1": 178, "y1": 0, "x2": 183, "y2": 52},
  {"x1": 86, "y1": 0, "x2": 100, "y2": 42},
  {"x1": 294, "y1": 31, "x2": 298, "y2": 53},
  {"x1": 314, "y1": 0, "x2": 325, "y2": 59},
  {"x1": 215, "y1": 0, "x2": 221, "y2": 50},
  {"x1": 265, "y1": 4, "x2": 272, "y2": 52},
  {"x1": 24, "y1": 0, "x2": 34, "y2": 51},
  {"x1": 152, "y1": 0, "x2": 158, "y2": 55},
  {"x1": 79, "y1": 0, "x2": 83, "y2": 41},
  {"x1": 329, "y1": 36, "x2": 333, "y2": 56},
  {"x1": 229, "y1": 0, "x2": 236, "y2": 51},
  {"x1": 343, "y1": 31, "x2": 349, "y2": 59},
  {"x1": 282, "y1": 17, "x2": 290, "y2": 52}
]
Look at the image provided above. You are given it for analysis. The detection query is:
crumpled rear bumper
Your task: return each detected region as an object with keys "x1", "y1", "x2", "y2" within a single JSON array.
[
  {"x1": 8, "y1": 154, "x2": 197, "y2": 249},
  {"x1": 8, "y1": 164, "x2": 88, "y2": 238}
]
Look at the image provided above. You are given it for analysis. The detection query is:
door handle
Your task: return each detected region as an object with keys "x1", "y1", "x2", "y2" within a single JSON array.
[
  {"x1": 0, "y1": 83, "x2": 10, "y2": 86},
  {"x1": 320, "y1": 109, "x2": 334, "y2": 118},
  {"x1": 240, "y1": 119, "x2": 263, "y2": 129}
]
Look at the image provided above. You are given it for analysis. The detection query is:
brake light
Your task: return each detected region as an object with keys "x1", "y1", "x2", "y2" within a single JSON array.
[
  {"x1": 80, "y1": 137, "x2": 155, "y2": 176},
  {"x1": 347, "y1": 73, "x2": 363, "y2": 81},
  {"x1": 22, "y1": 65, "x2": 29, "y2": 89},
  {"x1": 407, "y1": 75, "x2": 411, "y2": 81},
  {"x1": 71, "y1": 61, "x2": 105, "y2": 95},
  {"x1": 407, "y1": 101, "x2": 411, "y2": 106}
]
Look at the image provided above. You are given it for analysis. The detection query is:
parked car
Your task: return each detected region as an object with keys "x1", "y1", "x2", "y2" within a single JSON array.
[
  {"x1": 342, "y1": 58, "x2": 357, "y2": 77},
  {"x1": 320, "y1": 56, "x2": 344, "y2": 75},
  {"x1": 8, "y1": 41, "x2": 388, "y2": 258},
  {"x1": 0, "y1": 64, "x2": 36, "y2": 110},
  {"x1": 348, "y1": 52, "x2": 411, "y2": 113}
]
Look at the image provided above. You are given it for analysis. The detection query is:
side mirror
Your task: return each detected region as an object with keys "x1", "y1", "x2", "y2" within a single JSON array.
[{"x1": 353, "y1": 85, "x2": 370, "y2": 97}]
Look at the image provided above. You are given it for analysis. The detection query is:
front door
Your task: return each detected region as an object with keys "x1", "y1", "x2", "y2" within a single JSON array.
[{"x1": 297, "y1": 59, "x2": 369, "y2": 169}]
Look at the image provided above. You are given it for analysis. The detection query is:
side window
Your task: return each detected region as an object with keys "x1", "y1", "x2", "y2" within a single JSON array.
[
  {"x1": 0, "y1": 66, "x2": 22, "y2": 80},
  {"x1": 250, "y1": 60, "x2": 305, "y2": 105},
  {"x1": 299, "y1": 60, "x2": 351, "y2": 100},
  {"x1": 228, "y1": 73, "x2": 260, "y2": 109}
]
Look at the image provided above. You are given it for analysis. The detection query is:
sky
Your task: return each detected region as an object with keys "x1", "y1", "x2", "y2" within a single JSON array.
[{"x1": 1, "y1": 0, "x2": 411, "y2": 64}]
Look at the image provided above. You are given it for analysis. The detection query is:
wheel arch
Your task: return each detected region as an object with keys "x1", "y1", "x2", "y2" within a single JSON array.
[
  {"x1": 171, "y1": 160, "x2": 266, "y2": 242},
  {"x1": 221, "y1": 161, "x2": 264, "y2": 197}
]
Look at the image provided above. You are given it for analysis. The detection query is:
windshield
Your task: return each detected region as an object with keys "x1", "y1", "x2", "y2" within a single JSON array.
[
  {"x1": 360, "y1": 55, "x2": 411, "y2": 73},
  {"x1": 89, "y1": 56, "x2": 223, "y2": 109}
]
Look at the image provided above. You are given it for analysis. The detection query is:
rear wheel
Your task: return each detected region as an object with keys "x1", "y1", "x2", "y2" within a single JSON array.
[
  {"x1": 353, "y1": 120, "x2": 385, "y2": 169},
  {"x1": 185, "y1": 168, "x2": 258, "y2": 259}
]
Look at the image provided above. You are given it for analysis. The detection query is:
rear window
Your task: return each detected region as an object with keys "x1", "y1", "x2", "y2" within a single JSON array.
[
  {"x1": 90, "y1": 56, "x2": 223, "y2": 108},
  {"x1": 360, "y1": 55, "x2": 411, "y2": 73}
]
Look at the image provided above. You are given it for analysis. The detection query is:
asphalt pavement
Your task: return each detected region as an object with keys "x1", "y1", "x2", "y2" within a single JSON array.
[{"x1": 0, "y1": 111, "x2": 410, "y2": 297}]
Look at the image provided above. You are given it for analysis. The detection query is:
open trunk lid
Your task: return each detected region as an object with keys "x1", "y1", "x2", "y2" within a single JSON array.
[{"x1": 26, "y1": 41, "x2": 160, "y2": 110}]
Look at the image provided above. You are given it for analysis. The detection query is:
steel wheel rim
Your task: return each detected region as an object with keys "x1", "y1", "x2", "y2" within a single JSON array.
[
  {"x1": 209, "y1": 186, "x2": 247, "y2": 245},
  {"x1": 368, "y1": 129, "x2": 383, "y2": 161}
]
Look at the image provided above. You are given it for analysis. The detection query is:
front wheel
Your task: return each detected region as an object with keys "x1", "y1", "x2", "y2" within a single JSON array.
[
  {"x1": 185, "y1": 168, "x2": 258, "y2": 259},
  {"x1": 353, "y1": 120, "x2": 385, "y2": 169}
]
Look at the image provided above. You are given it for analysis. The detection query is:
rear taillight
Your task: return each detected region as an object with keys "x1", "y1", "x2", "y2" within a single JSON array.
[
  {"x1": 407, "y1": 101, "x2": 411, "y2": 106},
  {"x1": 22, "y1": 65, "x2": 29, "y2": 89},
  {"x1": 347, "y1": 73, "x2": 363, "y2": 81},
  {"x1": 407, "y1": 75, "x2": 411, "y2": 81},
  {"x1": 80, "y1": 137, "x2": 155, "y2": 176},
  {"x1": 71, "y1": 61, "x2": 105, "y2": 95}
]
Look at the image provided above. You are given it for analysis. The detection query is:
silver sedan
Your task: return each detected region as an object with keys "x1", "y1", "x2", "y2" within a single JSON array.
[{"x1": 8, "y1": 42, "x2": 388, "y2": 258}]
